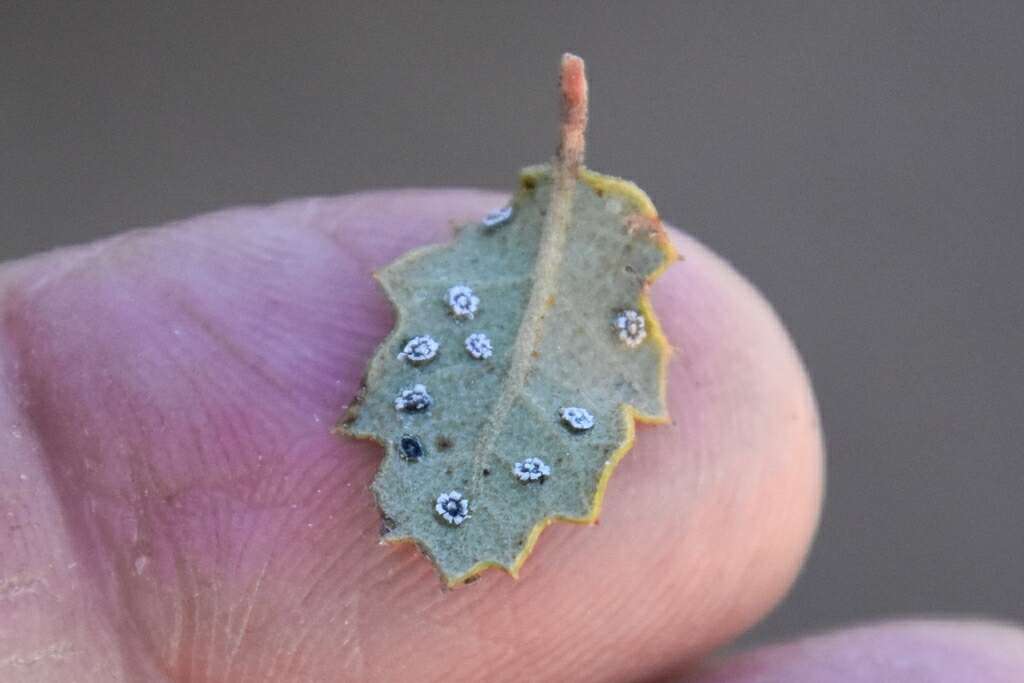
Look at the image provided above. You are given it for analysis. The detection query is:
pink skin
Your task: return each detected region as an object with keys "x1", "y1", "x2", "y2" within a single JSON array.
[
  {"x1": 0, "y1": 191, "x2": 1017, "y2": 682},
  {"x1": 688, "y1": 620, "x2": 1024, "y2": 683}
]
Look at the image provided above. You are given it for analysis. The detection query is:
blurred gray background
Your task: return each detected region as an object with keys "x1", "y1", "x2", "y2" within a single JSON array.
[{"x1": 3, "y1": 1, "x2": 1022, "y2": 643}]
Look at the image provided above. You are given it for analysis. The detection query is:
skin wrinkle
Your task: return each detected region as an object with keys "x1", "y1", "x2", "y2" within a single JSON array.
[
  {"x1": 290, "y1": 518, "x2": 405, "y2": 679},
  {"x1": 153, "y1": 323, "x2": 244, "y2": 504},
  {"x1": 170, "y1": 291, "x2": 300, "y2": 417},
  {"x1": 126, "y1": 308, "x2": 264, "y2": 507},
  {"x1": 222, "y1": 558, "x2": 270, "y2": 683},
  {"x1": 222, "y1": 478, "x2": 320, "y2": 681},
  {"x1": 0, "y1": 573, "x2": 43, "y2": 601},
  {"x1": 268, "y1": 491, "x2": 360, "y2": 667},
  {"x1": 0, "y1": 310, "x2": 98, "y2": 680},
  {"x1": 237, "y1": 444, "x2": 378, "y2": 679},
  {"x1": 119, "y1": 439, "x2": 170, "y2": 669},
  {"x1": 3, "y1": 291, "x2": 161, "y2": 681},
  {"x1": 201, "y1": 582, "x2": 221, "y2": 683},
  {"x1": 117, "y1": 393, "x2": 196, "y2": 681},
  {"x1": 181, "y1": 298, "x2": 298, "y2": 400},
  {"x1": 0, "y1": 640, "x2": 75, "y2": 669}
]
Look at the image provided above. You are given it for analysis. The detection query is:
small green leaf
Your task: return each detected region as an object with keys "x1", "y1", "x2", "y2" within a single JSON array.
[{"x1": 338, "y1": 54, "x2": 677, "y2": 586}]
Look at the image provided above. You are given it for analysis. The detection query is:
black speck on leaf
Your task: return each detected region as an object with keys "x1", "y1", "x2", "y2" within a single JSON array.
[{"x1": 399, "y1": 435, "x2": 424, "y2": 461}]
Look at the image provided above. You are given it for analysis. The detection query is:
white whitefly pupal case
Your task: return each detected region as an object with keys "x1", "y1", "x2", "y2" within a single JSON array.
[
  {"x1": 446, "y1": 285, "x2": 480, "y2": 319},
  {"x1": 482, "y1": 205, "x2": 513, "y2": 228},
  {"x1": 513, "y1": 457, "x2": 551, "y2": 482},
  {"x1": 394, "y1": 384, "x2": 433, "y2": 412},
  {"x1": 615, "y1": 309, "x2": 647, "y2": 348},
  {"x1": 397, "y1": 335, "x2": 439, "y2": 364},
  {"x1": 435, "y1": 491, "x2": 470, "y2": 525},
  {"x1": 464, "y1": 332, "x2": 493, "y2": 359},
  {"x1": 560, "y1": 406, "x2": 595, "y2": 431}
]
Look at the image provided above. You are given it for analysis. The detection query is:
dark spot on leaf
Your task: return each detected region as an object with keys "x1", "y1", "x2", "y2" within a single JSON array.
[
  {"x1": 595, "y1": 187, "x2": 604, "y2": 197},
  {"x1": 380, "y1": 516, "x2": 397, "y2": 536},
  {"x1": 522, "y1": 176, "x2": 536, "y2": 190},
  {"x1": 340, "y1": 399, "x2": 361, "y2": 425},
  {"x1": 482, "y1": 469, "x2": 491, "y2": 476},
  {"x1": 445, "y1": 467, "x2": 453, "y2": 476},
  {"x1": 435, "y1": 435, "x2": 453, "y2": 450},
  {"x1": 399, "y1": 435, "x2": 424, "y2": 461}
]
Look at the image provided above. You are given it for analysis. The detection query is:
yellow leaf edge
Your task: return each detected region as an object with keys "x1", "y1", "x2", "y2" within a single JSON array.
[{"x1": 336, "y1": 165, "x2": 679, "y2": 588}]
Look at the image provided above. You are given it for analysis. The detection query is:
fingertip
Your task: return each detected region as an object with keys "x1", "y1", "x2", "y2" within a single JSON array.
[
  {"x1": 684, "y1": 619, "x2": 1024, "y2": 682},
  {"x1": 1, "y1": 189, "x2": 825, "y2": 682}
]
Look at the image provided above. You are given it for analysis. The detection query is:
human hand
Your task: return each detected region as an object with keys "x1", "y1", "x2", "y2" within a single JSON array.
[{"x1": 1, "y1": 191, "x2": 1019, "y2": 681}]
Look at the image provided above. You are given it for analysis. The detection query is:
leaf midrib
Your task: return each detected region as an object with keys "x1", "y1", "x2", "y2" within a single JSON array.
[{"x1": 469, "y1": 171, "x2": 578, "y2": 497}]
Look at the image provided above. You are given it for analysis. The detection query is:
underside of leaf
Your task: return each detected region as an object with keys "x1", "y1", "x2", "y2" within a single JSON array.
[{"x1": 337, "y1": 55, "x2": 677, "y2": 586}]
